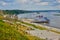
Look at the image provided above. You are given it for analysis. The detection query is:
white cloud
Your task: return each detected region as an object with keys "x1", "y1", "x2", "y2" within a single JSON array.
[
  {"x1": 2, "y1": 2, "x2": 7, "y2": 6},
  {"x1": 0, "y1": 1, "x2": 7, "y2": 6},
  {"x1": 56, "y1": 0, "x2": 60, "y2": 3},
  {"x1": 15, "y1": 0, "x2": 49, "y2": 6},
  {"x1": 56, "y1": 5, "x2": 60, "y2": 8},
  {"x1": 36, "y1": 2, "x2": 49, "y2": 6},
  {"x1": 32, "y1": 0, "x2": 41, "y2": 3},
  {"x1": 16, "y1": 0, "x2": 28, "y2": 4}
]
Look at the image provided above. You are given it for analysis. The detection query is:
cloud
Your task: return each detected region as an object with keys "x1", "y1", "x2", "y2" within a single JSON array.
[
  {"x1": 35, "y1": 2, "x2": 49, "y2": 6},
  {"x1": 2, "y1": 2, "x2": 7, "y2": 6},
  {"x1": 0, "y1": 0, "x2": 60, "y2": 10},
  {"x1": 2, "y1": 0, "x2": 14, "y2": 3},
  {"x1": 56, "y1": 0, "x2": 60, "y2": 3},
  {"x1": 0, "y1": 1, "x2": 7, "y2": 6},
  {"x1": 56, "y1": 5, "x2": 60, "y2": 9},
  {"x1": 14, "y1": 0, "x2": 60, "y2": 6},
  {"x1": 32, "y1": 0, "x2": 41, "y2": 3},
  {"x1": 0, "y1": 0, "x2": 14, "y2": 6},
  {"x1": 16, "y1": 0, "x2": 28, "y2": 4}
]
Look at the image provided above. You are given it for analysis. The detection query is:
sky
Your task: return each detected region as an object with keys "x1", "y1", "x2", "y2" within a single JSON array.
[{"x1": 0, "y1": 0, "x2": 60, "y2": 10}]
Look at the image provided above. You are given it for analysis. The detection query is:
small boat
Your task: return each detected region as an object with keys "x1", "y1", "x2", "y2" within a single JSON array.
[{"x1": 33, "y1": 16, "x2": 50, "y2": 24}]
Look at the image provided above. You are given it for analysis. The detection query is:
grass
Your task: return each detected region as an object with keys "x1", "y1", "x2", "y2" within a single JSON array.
[
  {"x1": 14, "y1": 22, "x2": 45, "y2": 40},
  {"x1": 0, "y1": 20, "x2": 28, "y2": 40},
  {"x1": 50, "y1": 30, "x2": 60, "y2": 34},
  {"x1": 19, "y1": 21, "x2": 47, "y2": 30},
  {"x1": 0, "y1": 18, "x2": 45, "y2": 40},
  {"x1": 0, "y1": 15, "x2": 59, "y2": 40}
]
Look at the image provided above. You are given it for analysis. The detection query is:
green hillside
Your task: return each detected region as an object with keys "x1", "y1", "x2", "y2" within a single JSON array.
[
  {"x1": 0, "y1": 15, "x2": 45, "y2": 40},
  {"x1": 0, "y1": 20, "x2": 28, "y2": 40}
]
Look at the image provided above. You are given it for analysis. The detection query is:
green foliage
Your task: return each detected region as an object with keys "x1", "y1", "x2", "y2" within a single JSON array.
[
  {"x1": 19, "y1": 21, "x2": 47, "y2": 30},
  {"x1": 1, "y1": 10, "x2": 35, "y2": 15},
  {"x1": 0, "y1": 20, "x2": 45, "y2": 40},
  {"x1": 0, "y1": 20, "x2": 28, "y2": 40},
  {"x1": 3, "y1": 10, "x2": 29, "y2": 15}
]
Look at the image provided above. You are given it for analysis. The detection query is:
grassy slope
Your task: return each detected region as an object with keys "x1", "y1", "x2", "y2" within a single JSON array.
[
  {"x1": 0, "y1": 18, "x2": 45, "y2": 40},
  {"x1": 19, "y1": 21, "x2": 47, "y2": 30},
  {"x1": 0, "y1": 20, "x2": 28, "y2": 40},
  {"x1": 0, "y1": 15, "x2": 60, "y2": 40}
]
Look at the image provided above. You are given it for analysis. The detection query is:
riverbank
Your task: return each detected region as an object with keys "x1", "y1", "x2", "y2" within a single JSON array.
[
  {"x1": 0, "y1": 15, "x2": 60, "y2": 40},
  {"x1": 19, "y1": 19, "x2": 60, "y2": 40},
  {"x1": 21, "y1": 19, "x2": 60, "y2": 33}
]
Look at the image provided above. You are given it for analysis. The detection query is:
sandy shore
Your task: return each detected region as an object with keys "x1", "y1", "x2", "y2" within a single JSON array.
[{"x1": 22, "y1": 20, "x2": 60, "y2": 40}]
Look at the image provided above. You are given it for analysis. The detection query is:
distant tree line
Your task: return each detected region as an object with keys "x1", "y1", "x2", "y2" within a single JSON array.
[
  {"x1": 0, "y1": 10, "x2": 60, "y2": 15},
  {"x1": 2, "y1": 10, "x2": 35, "y2": 15},
  {"x1": 3, "y1": 10, "x2": 25, "y2": 15}
]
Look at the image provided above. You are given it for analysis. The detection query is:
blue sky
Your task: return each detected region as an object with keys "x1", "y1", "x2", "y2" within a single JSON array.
[{"x1": 0, "y1": 0, "x2": 60, "y2": 10}]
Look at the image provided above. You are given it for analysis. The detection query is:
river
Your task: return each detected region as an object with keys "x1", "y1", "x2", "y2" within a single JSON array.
[{"x1": 18, "y1": 12, "x2": 60, "y2": 29}]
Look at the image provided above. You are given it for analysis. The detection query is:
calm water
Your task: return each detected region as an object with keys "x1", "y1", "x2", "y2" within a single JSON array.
[{"x1": 18, "y1": 12, "x2": 60, "y2": 28}]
